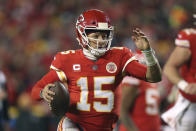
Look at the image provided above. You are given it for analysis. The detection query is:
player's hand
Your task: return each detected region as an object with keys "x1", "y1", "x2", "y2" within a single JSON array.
[
  {"x1": 183, "y1": 83, "x2": 196, "y2": 95},
  {"x1": 132, "y1": 28, "x2": 150, "y2": 51},
  {"x1": 41, "y1": 84, "x2": 55, "y2": 103}
]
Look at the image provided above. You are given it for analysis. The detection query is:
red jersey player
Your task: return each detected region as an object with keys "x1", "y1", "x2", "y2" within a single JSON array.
[
  {"x1": 117, "y1": 53, "x2": 161, "y2": 131},
  {"x1": 163, "y1": 14, "x2": 196, "y2": 131},
  {"x1": 31, "y1": 9, "x2": 162, "y2": 131}
]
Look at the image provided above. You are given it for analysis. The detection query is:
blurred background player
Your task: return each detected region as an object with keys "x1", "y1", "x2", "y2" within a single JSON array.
[
  {"x1": 31, "y1": 9, "x2": 162, "y2": 131},
  {"x1": 0, "y1": 70, "x2": 9, "y2": 131},
  {"x1": 162, "y1": 14, "x2": 196, "y2": 131},
  {"x1": 116, "y1": 52, "x2": 161, "y2": 131},
  {"x1": 157, "y1": 74, "x2": 177, "y2": 131}
]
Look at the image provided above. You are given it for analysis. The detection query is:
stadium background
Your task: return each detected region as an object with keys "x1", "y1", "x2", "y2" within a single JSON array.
[{"x1": 0, "y1": 0, "x2": 195, "y2": 131}]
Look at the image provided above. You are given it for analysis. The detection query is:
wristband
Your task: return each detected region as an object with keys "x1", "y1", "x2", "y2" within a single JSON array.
[
  {"x1": 141, "y1": 48, "x2": 158, "y2": 66},
  {"x1": 40, "y1": 90, "x2": 43, "y2": 99},
  {"x1": 177, "y1": 80, "x2": 188, "y2": 91}
]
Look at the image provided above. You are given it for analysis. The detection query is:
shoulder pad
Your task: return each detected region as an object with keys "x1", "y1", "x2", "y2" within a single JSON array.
[
  {"x1": 111, "y1": 47, "x2": 133, "y2": 52},
  {"x1": 181, "y1": 28, "x2": 196, "y2": 36},
  {"x1": 111, "y1": 47, "x2": 124, "y2": 50},
  {"x1": 60, "y1": 50, "x2": 76, "y2": 55}
]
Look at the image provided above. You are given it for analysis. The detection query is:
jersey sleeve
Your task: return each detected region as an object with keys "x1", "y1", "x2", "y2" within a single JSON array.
[
  {"x1": 31, "y1": 52, "x2": 68, "y2": 101},
  {"x1": 175, "y1": 29, "x2": 191, "y2": 48},
  {"x1": 50, "y1": 52, "x2": 67, "y2": 83},
  {"x1": 31, "y1": 70, "x2": 60, "y2": 100},
  {"x1": 120, "y1": 76, "x2": 141, "y2": 88},
  {"x1": 121, "y1": 47, "x2": 147, "y2": 80}
]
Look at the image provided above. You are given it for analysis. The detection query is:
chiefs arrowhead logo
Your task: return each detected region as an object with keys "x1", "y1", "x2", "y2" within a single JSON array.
[{"x1": 106, "y1": 62, "x2": 117, "y2": 73}]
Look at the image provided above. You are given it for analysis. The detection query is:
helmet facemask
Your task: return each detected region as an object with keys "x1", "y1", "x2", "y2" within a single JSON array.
[
  {"x1": 77, "y1": 25, "x2": 113, "y2": 57},
  {"x1": 86, "y1": 29, "x2": 113, "y2": 56},
  {"x1": 75, "y1": 9, "x2": 114, "y2": 57}
]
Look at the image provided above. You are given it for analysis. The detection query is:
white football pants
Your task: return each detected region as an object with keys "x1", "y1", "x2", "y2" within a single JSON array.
[
  {"x1": 176, "y1": 103, "x2": 196, "y2": 131},
  {"x1": 57, "y1": 117, "x2": 80, "y2": 131}
]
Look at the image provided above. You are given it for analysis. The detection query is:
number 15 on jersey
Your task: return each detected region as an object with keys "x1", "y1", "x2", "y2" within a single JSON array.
[{"x1": 77, "y1": 76, "x2": 115, "y2": 112}]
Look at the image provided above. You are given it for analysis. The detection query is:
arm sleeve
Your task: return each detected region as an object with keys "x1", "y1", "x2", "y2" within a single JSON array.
[
  {"x1": 121, "y1": 76, "x2": 141, "y2": 86},
  {"x1": 31, "y1": 70, "x2": 60, "y2": 101},
  {"x1": 125, "y1": 61, "x2": 147, "y2": 80},
  {"x1": 50, "y1": 53, "x2": 67, "y2": 83},
  {"x1": 175, "y1": 29, "x2": 191, "y2": 48},
  {"x1": 120, "y1": 47, "x2": 147, "y2": 80},
  {"x1": 31, "y1": 52, "x2": 68, "y2": 101}
]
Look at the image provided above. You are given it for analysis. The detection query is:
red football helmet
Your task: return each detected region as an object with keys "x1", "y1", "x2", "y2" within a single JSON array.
[{"x1": 76, "y1": 9, "x2": 114, "y2": 56}]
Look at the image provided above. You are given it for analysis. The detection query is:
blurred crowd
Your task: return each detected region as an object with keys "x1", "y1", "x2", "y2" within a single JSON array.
[{"x1": 0, "y1": 0, "x2": 195, "y2": 131}]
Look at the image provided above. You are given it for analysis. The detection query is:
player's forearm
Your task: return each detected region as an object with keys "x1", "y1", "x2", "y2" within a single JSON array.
[
  {"x1": 120, "y1": 85, "x2": 138, "y2": 131},
  {"x1": 146, "y1": 63, "x2": 162, "y2": 82},
  {"x1": 163, "y1": 65, "x2": 182, "y2": 85},
  {"x1": 142, "y1": 49, "x2": 162, "y2": 82},
  {"x1": 31, "y1": 81, "x2": 44, "y2": 101},
  {"x1": 119, "y1": 112, "x2": 138, "y2": 131}
]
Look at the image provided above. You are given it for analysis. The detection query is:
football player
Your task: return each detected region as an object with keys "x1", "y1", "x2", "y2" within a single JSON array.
[
  {"x1": 163, "y1": 14, "x2": 196, "y2": 131},
  {"x1": 31, "y1": 9, "x2": 162, "y2": 131},
  {"x1": 117, "y1": 52, "x2": 161, "y2": 131}
]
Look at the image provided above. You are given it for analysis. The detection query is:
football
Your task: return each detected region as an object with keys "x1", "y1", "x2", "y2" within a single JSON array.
[{"x1": 49, "y1": 81, "x2": 70, "y2": 117}]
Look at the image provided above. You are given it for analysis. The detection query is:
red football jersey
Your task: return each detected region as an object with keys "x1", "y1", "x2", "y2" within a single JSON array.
[
  {"x1": 117, "y1": 76, "x2": 161, "y2": 131},
  {"x1": 31, "y1": 47, "x2": 147, "y2": 130},
  {"x1": 175, "y1": 28, "x2": 196, "y2": 102}
]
